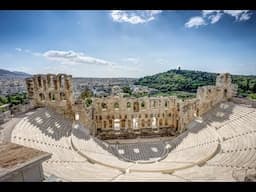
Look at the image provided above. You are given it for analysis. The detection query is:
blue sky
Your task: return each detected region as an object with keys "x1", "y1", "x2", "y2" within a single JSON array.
[{"x1": 0, "y1": 10, "x2": 255, "y2": 77}]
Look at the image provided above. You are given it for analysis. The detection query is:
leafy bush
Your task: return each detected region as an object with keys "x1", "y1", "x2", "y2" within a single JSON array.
[{"x1": 85, "y1": 98, "x2": 92, "y2": 107}]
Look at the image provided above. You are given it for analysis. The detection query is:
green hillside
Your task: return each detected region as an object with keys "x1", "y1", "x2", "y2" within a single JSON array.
[{"x1": 134, "y1": 69, "x2": 256, "y2": 100}]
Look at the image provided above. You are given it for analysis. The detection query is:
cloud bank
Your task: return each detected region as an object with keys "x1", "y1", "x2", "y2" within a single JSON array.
[
  {"x1": 111, "y1": 10, "x2": 162, "y2": 24},
  {"x1": 43, "y1": 50, "x2": 113, "y2": 66},
  {"x1": 185, "y1": 10, "x2": 253, "y2": 28}
]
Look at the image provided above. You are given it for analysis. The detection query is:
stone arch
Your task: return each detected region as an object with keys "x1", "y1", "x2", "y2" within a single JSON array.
[
  {"x1": 59, "y1": 75, "x2": 65, "y2": 89},
  {"x1": 47, "y1": 76, "x2": 53, "y2": 88},
  {"x1": 127, "y1": 102, "x2": 131, "y2": 108},
  {"x1": 159, "y1": 119, "x2": 163, "y2": 126},
  {"x1": 114, "y1": 102, "x2": 119, "y2": 109},
  {"x1": 38, "y1": 77, "x2": 42, "y2": 88},
  {"x1": 43, "y1": 79, "x2": 47, "y2": 90},
  {"x1": 224, "y1": 89, "x2": 227, "y2": 98},
  {"x1": 141, "y1": 119, "x2": 145, "y2": 128},
  {"x1": 101, "y1": 103, "x2": 107, "y2": 109},
  {"x1": 109, "y1": 119, "x2": 113, "y2": 128},
  {"x1": 165, "y1": 100, "x2": 168, "y2": 107},
  {"x1": 147, "y1": 119, "x2": 151, "y2": 127},
  {"x1": 114, "y1": 119, "x2": 120, "y2": 130},
  {"x1": 152, "y1": 116, "x2": 157, "y2": 128},
  {"x1": 152, "y1": 100, "x2": 157, "y2": 108},
  {"x1": 128, "y1": 120, "x2": 131, "y2": 129},
  {"x1": 141, "y1": 101, "x2": 145, "y2": 108},
  {"x1": 60, "y1": 92, "x2": 66, "y2": 100},
  {"x1": 132, "y1": 118, "x2": 138, "y2": 129},
  {"x1": 53, "y1": 79, "x2": 58, "y2": 90},
  {"x1": 165, "y1": 118, "x2": 168, "y2": 126},
  {"x1": 121, "y1": 119, "x2": 125, "y2": 128},
  {"x1": 49, "y1": 92, "x2": 55, "y2": 101},
  {"x1": 133, "y1": 102, "x2": 139, "y2": 112},
  {"x1": 103, "y1": 121, "x2": 107, "y2": 128},
  {"x1": 39, "y1": 93, "x2": 45, "y2": 101}
]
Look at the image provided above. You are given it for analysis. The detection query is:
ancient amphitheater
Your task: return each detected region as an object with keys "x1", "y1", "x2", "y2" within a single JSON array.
[{"x1": 1, "y1": 73, "x2": 256, "y2": 181}]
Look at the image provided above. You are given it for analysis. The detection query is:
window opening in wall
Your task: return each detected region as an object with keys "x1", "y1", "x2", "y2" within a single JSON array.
[
  {"x1": 141, "y1": 119, "x2": 145, "y2": 128},
  {"x1": 102, "y1": 103, "x2": 107, "y2": 109},
  {"x1": 132, "y1": 118, "x2": 138, "y2": 129},
  {"x1": 133, "y1": 102, "x2": 139, "y2": 112},
  {"x1": 52, "y1": 79, "x2": 57, "y2": 90},
  {"x1": 165, "y1": 119, "x2": 168, "y2": 126},
  {"x1": 60, "y1": 92, "x2": 66, "y2": 100},
  {"x1": 224, "y1": 89, "x2": 227, "y2": 98},
  {"x1": 114, "y1": 119, "x2": 120, "y2": 130},
  {"x1": 159, "y1": 119, "x2": 163, "y2": 126},
  {"x1": 152, "y1": 117, "x2": 157, "y2": 128},
  {"x1": 43, "y1": 80, "x2": 47, "y2": 91},
  {"x1": 114, "y1": 102, "x2": 119, "y2": 109},
  {"x1": 147, "y1": 119, "x2": 151, "y2": 127},
  {"x1": 60, "y1": 75, "x2": 65, "y2": 89},
  {"x1": 109, "y1": 120, "x2": 113, "y2": 128},
  {"x1": 39, "y1": 93, "x2": 45, "y2": 101},
  {"x1": 38, "y1": 77, "x2": 42, "y2": 88},
  {"x1": 121, "y1": 119, "x2": 125, "y2": 128},
  {"x1": 128, "y1": 120, "x2": 131, "y2": 129},
  {"x1": 141, "y1": 101, "x2": 145, "y2": 108}
]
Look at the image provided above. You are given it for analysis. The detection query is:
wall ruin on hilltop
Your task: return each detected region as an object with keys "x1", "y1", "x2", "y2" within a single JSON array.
[{"x1": 26, "y1": 73, "x2": 237, "y2": 140}]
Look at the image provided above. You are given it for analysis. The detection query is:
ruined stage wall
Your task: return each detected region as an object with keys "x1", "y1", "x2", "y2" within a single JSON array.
[{"x1": 26, "y1": 73, "x2": 237, "y2": 139}]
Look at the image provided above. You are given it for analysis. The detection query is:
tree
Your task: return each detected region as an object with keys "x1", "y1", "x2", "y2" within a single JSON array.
[
  {"x1": 0, "y1": 96, "x2": 8, "y2": 105},
  {"x1": 85, "y1": 98, "x2": 92, "y2": 107},
  {"x1": 246, "y1": 79, "x2": 250, "y2": 90},
  {"x1": 122, "y1": 86, "x2": 132, "y2": 95},
  {"x1": 80, "y1": 87, "x2": 93, "y2": 100},
  {"x1": 252, "y1": 83, "x2": 256, "y2": 93}
]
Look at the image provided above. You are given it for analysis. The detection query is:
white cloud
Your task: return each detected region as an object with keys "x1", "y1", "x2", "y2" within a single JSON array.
[
  {"x1": 42, "y1": 50, "x2": 140, "y2": 76},
  {"x1": 111, "y1": 10, "x2": 162, "y2": 24},
  {"x1": 223, "y1": 10, "x2": 252, "y2": 21},
  {"x1": 15, "y1": 48, "x2": 22, "y2": 52},
  {"x1": 43, "y1": 50, "x2": 113, "y2": 66},
  {"x1": 223, "y1": 10, "x2": 248, "y2": 20},
  {"x1": 208, "y1": 12, "x2": 223, "y2": 24},
  {"x1": 202, "y1": 10, "x2": 221, "y2": 17},
  {"x1": 185, "y1": 16, "x2": 206, "y2": 28},
  {"x1": 239, "y1": 12, "x2": 251, "y2": 21},
  {"x1": 186, "y1": 10, "x2": 253, "y2": 28}
]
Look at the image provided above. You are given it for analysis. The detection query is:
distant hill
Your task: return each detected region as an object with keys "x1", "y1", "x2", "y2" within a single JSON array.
[
  {"x1": 0, "y1": 69, "x2": 31, "y2": 78},
  {"x1": 135, "y1": 69, "x2": 256, "y2": 99}
]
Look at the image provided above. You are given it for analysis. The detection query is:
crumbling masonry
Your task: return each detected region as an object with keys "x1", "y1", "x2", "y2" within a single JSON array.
[{"x1": 26, "y1": 73, "x2": 237, "y2": 140}]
